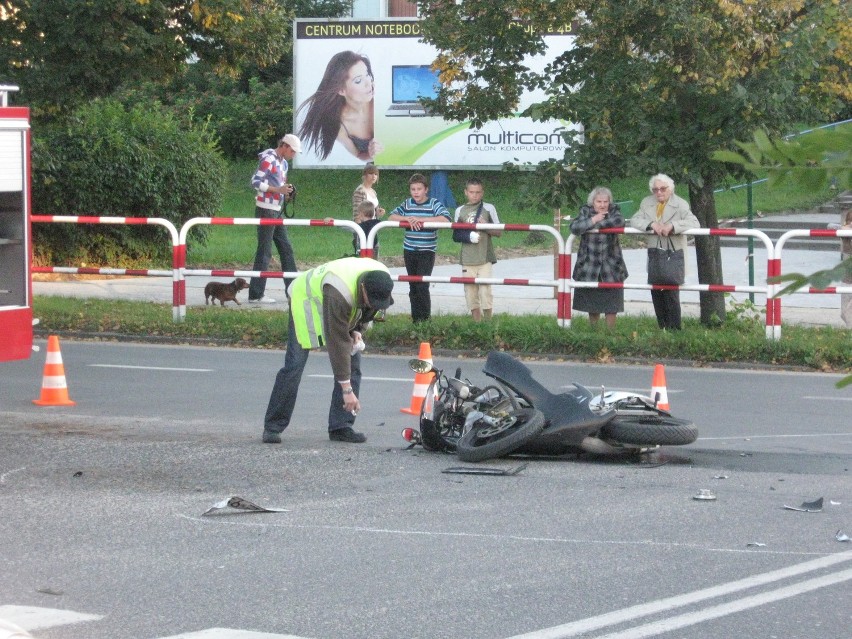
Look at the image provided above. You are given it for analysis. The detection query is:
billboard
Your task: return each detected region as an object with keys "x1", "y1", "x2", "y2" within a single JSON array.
[{"x1": 293, "y1": 19, "x2": 577, "y2": 169}]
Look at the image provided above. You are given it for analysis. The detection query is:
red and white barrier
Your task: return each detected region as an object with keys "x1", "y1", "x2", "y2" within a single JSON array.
[
  {"x1": 177, "y1": 217, "x2": 363, "y2": 321},
  {"x1": 774, "y1": 228, "x2": 852, "y2": 339},
  {"x1": 565, "y1": 227, "x2": 777, "y2": 337},
  {"x1": 30, "y1": 214, "x2": 849, "y2": 339},
  {"x1": 367, "y1": 220, "x2": 568, "y2": 324},
  {"x1": 31, "y1": 215, "x2": 180, "y2": 320}
]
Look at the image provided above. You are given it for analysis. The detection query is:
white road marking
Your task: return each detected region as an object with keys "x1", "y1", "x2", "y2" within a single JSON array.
[
  {"x1": 7, "y1": 555, "x2": 850, "y2": 639},
  {"x1": 803, "y1": 395, "x2": 852, "y2": 401},
  {"x1": 307, "y1": 375, "x2": 683, "y2": 393},
  {"x1": 89, "y1": 364, "x2": 212, "y2": 372},
  {"x1": 308, "y1": 374, "x2": 412, "y2": 382},
  {"x1": 589, "y1": 567, "x2": 852, "y2": 639},
  {"x1": 0, "y1": 467, "x2": 26, "y2": 484},
  {"x1": 159, "y1": 629, "x2": 314, "y2": 638},
  {"x1": 0, "y1": 605, "x2": 102, "y2": 631},
  {"x1": 503, "y1": 551, "x2": 852, "y2": 639},
  {"x1": 180, "y1": 515, "x2": 829, "y2": 556},
  {"x1": 698, "y1": 432, "x2": 850, "y2": 440},
  {"x1": 569, "y1": 387, "x2": 684, "y2": 395},
  {"x1": 0, "y1": 607, "x2": 314, "y2": 639}
]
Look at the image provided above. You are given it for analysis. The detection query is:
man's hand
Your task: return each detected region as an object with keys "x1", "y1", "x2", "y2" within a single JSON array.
[
  {"x1": 350, "y1": 331, "x2": 365, "y2": 356},
  {"x1": 343, "y1": 390, "x2": 360, "y2": 415}
]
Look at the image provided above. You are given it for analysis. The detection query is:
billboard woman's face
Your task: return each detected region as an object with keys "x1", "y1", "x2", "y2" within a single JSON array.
[{"x1": 339, "y1": 61, "x2": 374, "y2": 105}]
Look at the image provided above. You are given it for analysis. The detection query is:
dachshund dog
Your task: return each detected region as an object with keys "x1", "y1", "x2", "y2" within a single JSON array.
[{"x1": 204, "y1": 278, "x2": 249, "y2": 306}]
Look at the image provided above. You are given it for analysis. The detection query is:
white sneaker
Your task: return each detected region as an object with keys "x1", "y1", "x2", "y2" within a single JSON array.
[{"x1": 249, "y1": 296, "x2": 276, "y2": 304}]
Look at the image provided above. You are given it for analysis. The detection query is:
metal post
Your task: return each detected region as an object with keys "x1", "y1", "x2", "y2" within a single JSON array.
[{"x1": 747, "y1": 180, "x2": 755, "y2": 303}]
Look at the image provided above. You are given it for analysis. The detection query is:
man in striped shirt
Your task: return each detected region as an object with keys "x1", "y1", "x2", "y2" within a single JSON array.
[
  {"x1": 388, "y1": 173, "x2": 451, "y2": 322},
  {"x1": 248, "y1": 134, "x2": 301, "y2": 304}
]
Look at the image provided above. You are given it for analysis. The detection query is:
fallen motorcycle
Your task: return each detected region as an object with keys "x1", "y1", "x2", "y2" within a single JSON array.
[{"x1": 402, "y1": 351, "x2": 698, "y2": 462}]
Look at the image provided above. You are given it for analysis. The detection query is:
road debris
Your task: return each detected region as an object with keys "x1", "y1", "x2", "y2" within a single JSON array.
[
  {"x1": 442, "y1": 463, "x2": 528, "y2": 476},
  {"x1": 202, "y1": 496, "x2": 288, "y2": 516},
  {"x1": 782, "y1": 497, "x2": 824, "y2": 513},
  {"x1": 693, "y1": 489, "x2": 717, "y2": 501}
]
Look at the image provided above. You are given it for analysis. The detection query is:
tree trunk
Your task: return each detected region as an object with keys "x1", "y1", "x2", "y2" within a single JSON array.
[{"x1": 688, "y1": 179, "x2": 726, "y2": 325}]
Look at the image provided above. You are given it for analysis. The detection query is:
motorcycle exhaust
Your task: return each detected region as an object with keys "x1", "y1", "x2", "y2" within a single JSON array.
[{"x1": 579, "y1": 436, "x2": 623, "y2": 455}]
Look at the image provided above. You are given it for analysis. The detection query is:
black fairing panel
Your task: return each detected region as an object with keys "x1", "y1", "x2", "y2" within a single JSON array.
[{"x1": 483, "y1": 351, "x2": 614, "y2": 448}]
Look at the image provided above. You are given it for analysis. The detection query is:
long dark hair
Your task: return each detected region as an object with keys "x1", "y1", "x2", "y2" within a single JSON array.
[{"x1": 298, "y1": 51, "x2": 374, "y2": 160}]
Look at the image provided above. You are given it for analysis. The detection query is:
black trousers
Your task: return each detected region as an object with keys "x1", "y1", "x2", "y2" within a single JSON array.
[
  {"x1": 651, "y1": 288, "x2": 682, "y2": 330},
  {"x1": 403, "y1": 249, "x2": 435, "y2": 323},
  {"x1": 249, "y1": 206, "x2": 297, "y2": 300}
]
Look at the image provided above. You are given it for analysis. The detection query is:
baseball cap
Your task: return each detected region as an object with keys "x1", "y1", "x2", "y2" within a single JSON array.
[
  {"x1": 361, "y1": 271, "x2": 394, "y2": 310},
  {"x1": 279, "y1": 133, "x2": 302, "y2": 153}
]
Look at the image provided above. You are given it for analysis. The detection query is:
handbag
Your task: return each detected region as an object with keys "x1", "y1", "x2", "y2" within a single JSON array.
[
  {"x1": 452, "y1": 203, "x2": 483, "y2": 243},
  {"x1": 647, "y1": 237, "x2": 685, "y2": 285}
]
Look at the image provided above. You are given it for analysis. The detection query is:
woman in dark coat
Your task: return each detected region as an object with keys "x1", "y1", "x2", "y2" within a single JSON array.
[{"x1": 569, "y1": 186, "x2": 629, "y2": 328}]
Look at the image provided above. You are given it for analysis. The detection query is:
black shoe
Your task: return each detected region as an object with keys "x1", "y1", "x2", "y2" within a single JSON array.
[
  {"x1": 262, "y1": 430, "x2": 282, "y2": 444},
  {"x1": 329, "y1": 427, "x2": 366, "y2": 443}
]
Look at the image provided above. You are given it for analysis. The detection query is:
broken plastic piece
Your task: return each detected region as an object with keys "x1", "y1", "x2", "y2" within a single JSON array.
[
  {"x1": 836, "y1": 530, "x2": 851, "y2": 542},
  {"x1": 783, "y1": 497, "x2": 824, "y2": 513},
  {"x1": 202, "y1": 496, "x2": 288, "y2": 516},
  {"x1": 746, "y1": 542, "x2": 767, "y2": 547},
  {"x1": 693, "y1": 489, "x2": 717, "y2": 501},
  {"x1": 442, "y1": 463, "x2": 528, "y2": 476}
]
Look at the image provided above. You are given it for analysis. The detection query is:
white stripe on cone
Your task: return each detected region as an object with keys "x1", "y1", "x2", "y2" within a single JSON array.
[
  {"x1": 411, "y1": 383, "x2": 430, "y2": 396},
  {"x1": 40, "y1": 376, "x2": 69, "y2": 389}
]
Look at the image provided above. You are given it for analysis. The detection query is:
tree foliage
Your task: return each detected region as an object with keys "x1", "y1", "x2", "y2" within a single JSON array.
[
  {"x1": 715, "y1": 124, "x2": 851, "y2": 389},
  {"x1": 713, "y1": 124, "x2": 852, "y2": 192},
  {"x1": 0, "y1": 0, "x2": 291, "y2": 118},
  {"x1": 714, "y1": 123, "x2": 851, "y2": 348},
  {"x1": 418, "y1": 0, "x2": 852, "y2": 325}
]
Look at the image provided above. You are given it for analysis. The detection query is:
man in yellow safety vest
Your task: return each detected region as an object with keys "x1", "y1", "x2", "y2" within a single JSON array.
[{"x1": 262, "y1": 257, "x2": 394, "y2": 444}]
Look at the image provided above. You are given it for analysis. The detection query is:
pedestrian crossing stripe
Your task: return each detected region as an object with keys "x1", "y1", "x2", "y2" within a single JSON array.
[
  {"x1": 1, "y1": 605, "x2": 315, "y2": 639},
  {"x1": 160, "y1": 631, "x2": 314, "y2": 638},
  {"x1": 0, "y1": 605, "x2": 102, "y2": 631}
]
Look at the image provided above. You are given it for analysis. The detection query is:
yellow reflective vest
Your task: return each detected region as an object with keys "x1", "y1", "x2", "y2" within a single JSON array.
[{"x1": 289, "y1": 257, "x2": 389, "y2": 350}]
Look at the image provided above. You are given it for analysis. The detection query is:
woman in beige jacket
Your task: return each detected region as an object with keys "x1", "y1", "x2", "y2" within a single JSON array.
[{"x1": 630, "y1": 174, "x2": 700, "y2": 329}]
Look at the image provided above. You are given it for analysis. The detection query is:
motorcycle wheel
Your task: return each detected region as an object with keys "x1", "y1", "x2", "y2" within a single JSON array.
[
  {"x1": 601, "y1": 415, "x2": 698, "y2": 446},
  {"x1": 419, "y1": 382, "x2": 460, "y2": 453},
  {"x1": 456, "y1": 407, "x2": 546, "y2": 462}
]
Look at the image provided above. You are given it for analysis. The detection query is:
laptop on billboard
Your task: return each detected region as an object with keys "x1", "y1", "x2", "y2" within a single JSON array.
[{"x1": 384, "y1": 65, "x2": 440, "y2": 117}]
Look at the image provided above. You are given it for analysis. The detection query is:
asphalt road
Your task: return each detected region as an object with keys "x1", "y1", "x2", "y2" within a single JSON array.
[{"x1": 1, "y1": 340, "x2": 850, "y2": 639}]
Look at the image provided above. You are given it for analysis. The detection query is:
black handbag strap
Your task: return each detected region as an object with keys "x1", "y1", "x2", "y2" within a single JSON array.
[{"x1": 472, "y1": 202, "x2": 483, "y2": 224}]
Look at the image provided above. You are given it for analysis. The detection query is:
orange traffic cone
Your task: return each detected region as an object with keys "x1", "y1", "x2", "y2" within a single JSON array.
[
  {"x1": 401, "y1": 342, "x2": 434, "y2": 415},
  {"x1": 33, "y1": 335, "x2": 76, "y2": 406},
  {"x1": 650, "y1": 363, "x2": 669, "y2": 411}
]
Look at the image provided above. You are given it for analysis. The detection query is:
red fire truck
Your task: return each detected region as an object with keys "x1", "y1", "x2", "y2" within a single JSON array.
[{"x1": 0, "y1": 85, "x2": 34, "y2": 362}]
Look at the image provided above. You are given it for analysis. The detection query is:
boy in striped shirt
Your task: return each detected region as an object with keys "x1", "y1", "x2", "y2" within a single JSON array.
[{"x1": 388, "y1": 173, "x2": 451, "y2": 322}]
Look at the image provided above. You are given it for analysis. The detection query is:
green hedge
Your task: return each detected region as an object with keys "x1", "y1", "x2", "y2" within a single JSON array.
[{"x1": 32, "y1": 99, "x2": 225, "y2": 266}]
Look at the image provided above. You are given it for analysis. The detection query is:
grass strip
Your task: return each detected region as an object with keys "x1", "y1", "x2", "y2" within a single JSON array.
[{"x1": 33, "y1": 296, "x2": 851, "y2": 373}]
